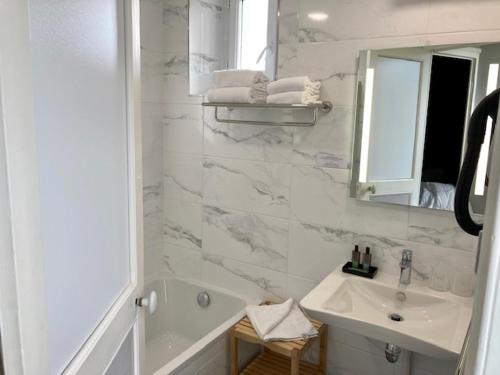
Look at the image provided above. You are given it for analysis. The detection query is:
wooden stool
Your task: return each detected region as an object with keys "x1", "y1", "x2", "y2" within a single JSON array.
[{"x1": 230, "y1": 312, "x2": 327, "y2": 375}]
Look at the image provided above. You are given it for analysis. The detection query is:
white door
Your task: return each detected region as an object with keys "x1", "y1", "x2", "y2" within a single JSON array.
[
  {"x1": 358, "y1": 48, "x2": 432, "y2": 206},
  {"x1": 0, "y1": 1, "x2": 146, "y2": 374}
]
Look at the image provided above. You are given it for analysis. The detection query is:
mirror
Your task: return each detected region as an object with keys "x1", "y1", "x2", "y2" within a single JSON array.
[
  {"x1": 188, "y1": 0, "x2": 278, "y2": 95},
  {"x1": 351, "y1": 43, "x2": 500, "y2": 212}
]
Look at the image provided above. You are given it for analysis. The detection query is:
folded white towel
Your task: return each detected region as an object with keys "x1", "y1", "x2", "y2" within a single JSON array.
[
  {"x1": 213, "y1": 69, "x2": 270, "y2": 88},
  {"x1": 207, "y1": 87, "x2": 267, "y2": 103},
  {"x1": 268, "y1": 76, "x2": 321, "y2": 95},
  {"x1": 267, "y1": 91, "x2": 321, "y2": 105},
  {"x1": 246, "y1": 299, "x2": 318, "y2": 342}
]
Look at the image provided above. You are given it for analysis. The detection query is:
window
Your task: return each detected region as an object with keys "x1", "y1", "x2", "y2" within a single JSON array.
[{"x1": 230, "y1": 0, "x2": 278, "y2": 78}]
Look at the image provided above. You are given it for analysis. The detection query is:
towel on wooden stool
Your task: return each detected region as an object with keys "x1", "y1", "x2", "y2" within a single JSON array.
[{"x1": 246, "y1": 299, "x2": 318, "y2": 342}]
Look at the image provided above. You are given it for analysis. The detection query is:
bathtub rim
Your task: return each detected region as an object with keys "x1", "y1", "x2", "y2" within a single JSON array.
[{"x1": 148, "y1": 276, "x2": 260, "y2": 375}]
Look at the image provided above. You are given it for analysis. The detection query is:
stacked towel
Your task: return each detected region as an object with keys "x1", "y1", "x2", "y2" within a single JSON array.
[
  {"x1": 267, "y1": 76, "x2": 321, "y2": 104},
  {"x1": 213, "y1": 70, "x2": 269, "y2": 88},
  {"x1": 246, "y1": 299, "x2": 318, "y2": 342},
  {"x1": 208, "y1": 70, "x2": 269, "y2": 103},
  {"x1": 207, "y1": 87, "x2": 267, "y2": 104}
]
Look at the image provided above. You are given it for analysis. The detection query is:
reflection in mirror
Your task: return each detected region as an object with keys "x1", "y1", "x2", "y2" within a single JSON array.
[
  {"x1": 351, "y1": 43, "x2": 500, "y2": 212},
  {"x1": 188, "y1": 0, "x2": 278, "y2": 95}
]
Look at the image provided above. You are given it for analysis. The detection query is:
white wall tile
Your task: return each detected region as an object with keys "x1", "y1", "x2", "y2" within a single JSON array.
[
  {"x1": 203, "y1": 157, "x2": 291, "y2": 218},
  {"x1": 286, "y1": 275, "x2": 318, "y2": 301},
  {"x1": 164, "y1": 152, "x2": 203, "y2": 203},
  {"x1": 290, "y1": 166, "x2": 409, "y2": 239},
  {"x1": 203, "y1": 111, "x2": 294, "y2": 163},
  {"x1": 427, "y1": 0, "x2": 500, "y2": 35},
  {"x1": 327, "y1": 340, "x2": 396, "y2": 375},
  {"x1": 201, "y1": 253, "x2": 288, "y2": 302},
  {"x1": 411, "y1": 352, "x2": 457, "y2": 375},
  {"x1": 408, "y1": 207, "x2": 477, "y2": 252},
  {"x1": 292, "y1": 106, "x2": 353, "y2": 168},
  {"x1": 278, "y1": 0, "x2": 299, "y2": 44},
  {"x1": 163, "y1": 243, "x2": 202, "y2": 279},
  {"x1": 164, "y1": 199, "x2": 202, "y2": 250},
  {"x1": 203, "y1": 205, "x2": 289, "y2": 272},
  {"x1": 288, "y1": 220, "x2": 353, "y2": 281},
  {"x1": 163, "y1": 0, "x2": 189, "y2": 54},
  {"x1": 163, "y1": 105, "x2": 203, "y2": 155},
  {"x1": 298, "y1": 0, "x2": 430, "y2": 42}
]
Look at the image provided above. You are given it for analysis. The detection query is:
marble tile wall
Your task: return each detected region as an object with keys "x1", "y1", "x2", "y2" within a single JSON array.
[
  {"x1": 141, "y1": 0, "x2": 166, "y2": 283},
  {"x1": 140, "y1": 0, "x2": 500, "y2": 374}
]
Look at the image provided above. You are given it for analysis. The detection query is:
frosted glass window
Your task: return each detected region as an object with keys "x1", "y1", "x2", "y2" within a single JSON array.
[
  {"x1": 238, "y1": 0, "x2": 270, "y2": 71},
  {"x1": 368, "y1": 56, "x2": 421, "y2": 181},
  {"x1": 29, "y1": 0, "x2": 131, "y2": 373}
]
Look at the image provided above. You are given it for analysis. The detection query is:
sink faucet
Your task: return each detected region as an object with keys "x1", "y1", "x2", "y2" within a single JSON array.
[{"x1": 399, "y1": 249, "x2": 412, "y2": 286}]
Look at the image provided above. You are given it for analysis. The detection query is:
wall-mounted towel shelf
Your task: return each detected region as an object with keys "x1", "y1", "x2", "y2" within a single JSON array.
[{"x1": 202, "y1": 101, "x2": 333, "y2": 127}]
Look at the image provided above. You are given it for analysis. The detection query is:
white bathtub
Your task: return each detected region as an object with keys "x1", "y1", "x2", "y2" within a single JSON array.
[{"x1": 145, "y1": 277, "x2": 253, "y2": 375}]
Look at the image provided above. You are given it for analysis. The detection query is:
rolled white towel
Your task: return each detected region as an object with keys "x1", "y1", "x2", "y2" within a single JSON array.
[
  {"x1": 213, "y1": 69, "x2": 269, "y2": 88},
  {"x1": 207, "y1": 87, "x2": 267, "y2": 103},
  {"x1": 267, "y1": 91, "x2": 321, "y2": 105},
  {"x1": 246, "y1": 299, "x2": 318, "y2": 342},
  {"x1": 268, "y1": 76, "x2": 321, "y2": 95}
]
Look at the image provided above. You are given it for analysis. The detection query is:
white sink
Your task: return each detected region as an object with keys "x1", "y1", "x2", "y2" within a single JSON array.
[{"x1": 300, "y1": 267, "x2": 472, "y2": 359}]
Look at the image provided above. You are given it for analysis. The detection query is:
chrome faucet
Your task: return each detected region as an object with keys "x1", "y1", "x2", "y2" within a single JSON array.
[{"x1": 399, "y1": 249, "x2": 412, "y2": 286}]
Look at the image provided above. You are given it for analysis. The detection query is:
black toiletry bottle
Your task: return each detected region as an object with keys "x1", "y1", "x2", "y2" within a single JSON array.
[
  {"x1": 363, "y1": 247, "x2": 372, "y2": 271},
  {"x1": 352, "y1": 245, "x2": 360, "y2": 268}
]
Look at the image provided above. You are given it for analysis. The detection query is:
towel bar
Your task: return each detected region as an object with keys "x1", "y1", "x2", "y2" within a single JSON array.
[{"x1": 202, "y1": 101, "x2": 333, "y2": 127}]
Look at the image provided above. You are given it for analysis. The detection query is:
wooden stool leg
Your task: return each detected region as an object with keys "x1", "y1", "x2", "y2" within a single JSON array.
[
  {"x1": 230, "y1": 331, "x2": 238, "y2": 375},
  {"x1": 291, "y1": 349, "x2": 299, "y2": 375},
  {"x1": 319, "y1": 326, "x2": 328, "y2": 374}
]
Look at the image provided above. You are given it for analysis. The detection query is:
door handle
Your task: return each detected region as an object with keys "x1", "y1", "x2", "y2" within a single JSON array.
[{"x1": 136, "y1": 290, "x2": 158, "y2": 315}]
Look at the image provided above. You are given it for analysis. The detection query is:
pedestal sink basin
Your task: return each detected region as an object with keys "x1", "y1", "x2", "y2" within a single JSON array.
[{"x1": 300, "y1": 266, "x2": 472, "y2": 359}]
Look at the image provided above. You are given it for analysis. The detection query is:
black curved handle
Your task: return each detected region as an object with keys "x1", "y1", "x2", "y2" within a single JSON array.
[{"x1": 454, "y1": 88, "x2": 500, "y2": 236}]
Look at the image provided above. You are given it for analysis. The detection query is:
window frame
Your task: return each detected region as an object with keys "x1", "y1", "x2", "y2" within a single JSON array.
[{"x1": 228, "y1": 0, "x2": 278, "y2": 79}]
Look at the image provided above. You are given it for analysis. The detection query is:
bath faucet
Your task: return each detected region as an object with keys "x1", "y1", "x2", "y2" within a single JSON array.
[{"x1": 399, "y1": 249, "x2": 412, "y2": 286}]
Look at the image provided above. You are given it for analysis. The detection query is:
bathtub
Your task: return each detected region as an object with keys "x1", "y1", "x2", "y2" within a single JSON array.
[{"x1": 144, "y1": 277, "x2": 254, "y2": 375}]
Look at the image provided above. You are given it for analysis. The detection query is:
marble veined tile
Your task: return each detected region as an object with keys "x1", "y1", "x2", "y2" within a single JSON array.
[
  {"x1": 203, "y1": 157, "x2": 291, "y2": 218},
  {"x1": 201, "y1": 253, "x2": 287, "y2": 301},
  {"x1": 376, "y1": 239, "x2": 475, "y2": 282},
  {"x1": 288, "y1": 219, "x2": 417, "y2": 281},
  {"x1": 408, "y1": 207, "x2": 478, "y2": 252},
  {"x1": 164, "y1": 152, "x2": 202, "y2": 203},
  {"x1": 163, "y1": 0, "x2": 189, "y2": 53},
  {"x1": 427, "y1": 0, "x2": 500, "y2": 35},
  {"x1": 277, "y1": 44, "x2": 300, "y2": 79},
  {"x1": 290, "y1": 166, "x2": 409, "y2": 239},
  {"x1": 203, "y1": 205, "x2": 288, "y2": 271},
  {"x1": 292, "y1": 106, "x2": 353, "y2": 168},
  {"x1": 278, "y1": 0, "x2": 299, "y2": 44},
  {"x1": 203, "y1": 110, "x2": 294, "y2": 163},
  {"x1": 163, "y1": 104, "x2": 203, "y2": 155},
  {"x1": 144, "y1": 198, "x2": 163, "y2": 250},
  {"x1": 289, "y1": 220, "x2": 354, "y2": 281},
  {"x1": 297, "y1": 0, "x2": 429, "y2": 43},
  {"x1": 163, "y1": 242, "x2": 202, "y2": 279},
  {"x1": 164, "y1": 199, "x2": 202, "y2": 250},
  {"x1": 286, "y1": 275, "x2": 317, "y2": 301},
  {"x1": 141, "y1": 103, "x2": 164, "y2": 189}
]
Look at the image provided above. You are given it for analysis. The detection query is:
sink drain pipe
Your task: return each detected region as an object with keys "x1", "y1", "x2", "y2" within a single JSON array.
[
  {"x1": 384, "y1": 344, "x2": 412, "y2": 374},
  {"x1": 385, "y1": 343, "x2": 402, "y2": 363}
]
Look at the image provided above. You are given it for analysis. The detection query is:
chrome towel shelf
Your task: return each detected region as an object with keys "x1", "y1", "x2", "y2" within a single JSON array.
[{"x1": 202, "y1": 101, "x2": 333, "y2": 127}]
